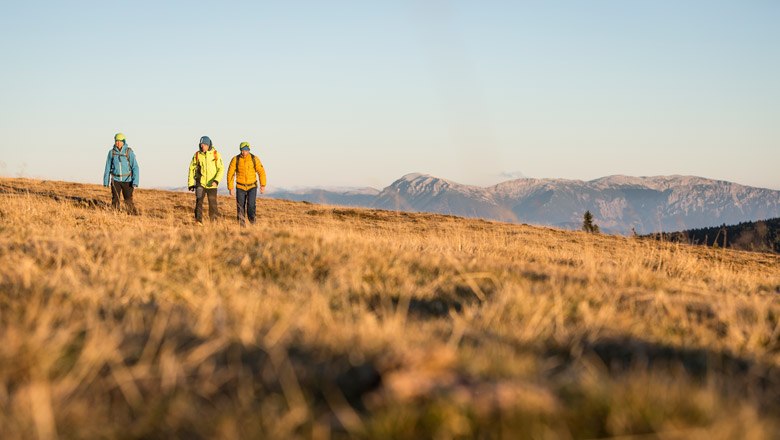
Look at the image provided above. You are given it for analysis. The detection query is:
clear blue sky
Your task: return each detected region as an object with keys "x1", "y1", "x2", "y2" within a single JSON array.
[{"x1": 1, "y1": 1, "x2": 778, "y2": 190}]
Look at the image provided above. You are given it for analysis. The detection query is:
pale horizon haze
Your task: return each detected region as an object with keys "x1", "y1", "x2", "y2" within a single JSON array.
[{"x1": 1, "y1": 1, "x2": 779, "y2": 190}]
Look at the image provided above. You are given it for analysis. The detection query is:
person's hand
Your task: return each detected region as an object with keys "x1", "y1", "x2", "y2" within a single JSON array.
[
  {"x1": 188, "y1": 186, "x2": 195, "y2": 192},
  {"x1": 228, "y1": 189, "x2": 233, "y2": 196},
  {"x1": 260, "y1": 186, "x2": 266, "y2": 194},
  {"x1": 214, "y1": 181, "x2": 219, "y2": 186}
]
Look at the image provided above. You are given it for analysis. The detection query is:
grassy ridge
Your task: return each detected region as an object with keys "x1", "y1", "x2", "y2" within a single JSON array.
[
  {"x1": 650, "y1": 218, "x2": 780, "y2": 254},
  {"x1": 0, "y1": 177, "x2": 779, "y2": 439}
]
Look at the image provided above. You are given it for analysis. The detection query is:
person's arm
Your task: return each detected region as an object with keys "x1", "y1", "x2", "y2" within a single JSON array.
[
  {"x1": 255, "y1": 156, "x2": 267, "y2": 194},
  {"x1": 103, "y1": 151, "x2": 112, "y2": 187},
  {"x1": 227, "y1": 157, "x2": 236, "y2": 195},
  {"x1": 187, "y1": 154, "x2": 197, "y2": 190},
  {"x1": 130, "y1": 150, "x2": 140, "y2": 188},
  {"x1": 214, "y1": 152, "x2": 225, "y2": 186}
]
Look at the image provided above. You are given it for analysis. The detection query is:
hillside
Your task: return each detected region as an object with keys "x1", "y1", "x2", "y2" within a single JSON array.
[
  {"x1": 1, "y1": 177, "x2": 779, "y2": 439},
  {"x1": 650, "y1": 218, "x2": 780, "y2": 254},
  {"x1": 268, "y1": 173, "x2": 780, "y2": 234}
]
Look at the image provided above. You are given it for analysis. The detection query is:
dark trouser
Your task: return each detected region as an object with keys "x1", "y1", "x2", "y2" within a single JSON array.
[
  {"x1": 111, "y1": 181, "x2": 136, "y2": 214},
  {"x1": 195, "y1": 187, "x2": 218, "y2": 222},
  {"x1": 236, "y1": 186, "x2": 257, "y2": 225}
]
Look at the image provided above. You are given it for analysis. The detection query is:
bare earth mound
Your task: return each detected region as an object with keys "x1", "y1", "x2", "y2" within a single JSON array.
[{"x1": 0, "y1": 177, "x2": 779, "y2": 439}]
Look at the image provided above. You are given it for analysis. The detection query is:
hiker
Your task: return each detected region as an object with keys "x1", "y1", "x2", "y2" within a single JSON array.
[
  {"x1": 187, "y1": 136, "x2": 224, "y2": 223},
  {"x1": 227, "y1": 142, "x2": 267, "y2": 225},
  {"x1": 102, "y1": 132, "x2": 139, "y2": 214}
]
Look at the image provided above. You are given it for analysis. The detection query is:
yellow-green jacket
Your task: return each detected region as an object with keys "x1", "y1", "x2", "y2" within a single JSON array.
[
  {"x1": 227, "y1": 153, "x2": 267, "y2": 191},
  {"x1": 187, "y1": 147, "x2": 224, "y2": 189}
]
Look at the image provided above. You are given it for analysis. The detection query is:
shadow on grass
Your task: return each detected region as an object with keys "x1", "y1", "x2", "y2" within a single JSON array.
[
  {"x1": 361, "y1": 281, "x2": 494, "y2": 319},
  {"x1": 468, "y1": 331, "x2": 780, "y2": 413},
  {"x1": 111, "y1": 304, "x2": 383, "y2": 418},
  {"x1": 0, "y1": 184, "x2": 109, "y2": 209}
]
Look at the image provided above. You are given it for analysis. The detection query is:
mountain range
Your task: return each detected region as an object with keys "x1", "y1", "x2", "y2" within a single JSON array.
[{"x1": 268, "y1": 173, "x2": 780, "y2": 234}]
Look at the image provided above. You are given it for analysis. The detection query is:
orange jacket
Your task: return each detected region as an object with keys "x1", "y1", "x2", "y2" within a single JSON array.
[{"x1": 227, "y1": 153, "x2": 266, "y2": 191}]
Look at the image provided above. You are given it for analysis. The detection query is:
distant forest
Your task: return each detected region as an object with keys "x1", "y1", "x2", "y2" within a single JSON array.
[{"x1": 645, "y1": 217, "x2": 780, "y2": 254}]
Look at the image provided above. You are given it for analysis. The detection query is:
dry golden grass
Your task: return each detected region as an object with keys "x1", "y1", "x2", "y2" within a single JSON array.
[{"x1": 0, "y1": 177, "x2": 778, "y2": 439}]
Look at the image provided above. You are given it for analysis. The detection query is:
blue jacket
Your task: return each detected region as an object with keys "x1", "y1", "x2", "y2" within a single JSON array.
[{"x1": 103, "y1": 144, "x2": 140, "y2": 187}]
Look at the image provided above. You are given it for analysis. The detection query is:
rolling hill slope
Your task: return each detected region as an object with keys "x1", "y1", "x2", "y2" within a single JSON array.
[
  {"x1": 1, "y1": 177, "x2": 779, "y2": 438},
  {"x1": 651, "y1": 217, "x2": 780, "y2": 253}
]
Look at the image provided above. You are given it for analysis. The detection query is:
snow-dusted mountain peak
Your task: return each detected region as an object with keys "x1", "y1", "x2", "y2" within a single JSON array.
[
  {"x1": 389, "y1": 173, "x2": 472, "y2": 195},
  {"x1": 399, "y1": 172, "x2": 426, "y2": 181},
  {"x1": 571, "y1": 175, "x2": 714, "y2": 190}
]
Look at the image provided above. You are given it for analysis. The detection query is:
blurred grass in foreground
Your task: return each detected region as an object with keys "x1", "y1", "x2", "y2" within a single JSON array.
[{"x1": 0, "y1": 178, "x2": 778, "y2": 439}]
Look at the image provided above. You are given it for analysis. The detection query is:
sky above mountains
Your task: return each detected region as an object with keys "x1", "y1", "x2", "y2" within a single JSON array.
[{"x1": 1, "y1": 1, "x2": 778, "y2": 190}]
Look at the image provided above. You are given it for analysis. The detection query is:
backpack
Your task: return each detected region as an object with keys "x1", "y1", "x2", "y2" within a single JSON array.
[
  {"x1": 235, "y1": 153, "x2": 258, "y2": 175},
  {"x1": 193, "y1": 149, "x2": 219, "y2": 183},
  {"x1": 110, "y1": 147, "x2": 133, "y2": 177},
  {"x1": 233, "y1": 153, "x2": 259, "y2": 188},
  {"x1": 194, "y1": 149, "x2": 218, "y2": 162}
]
